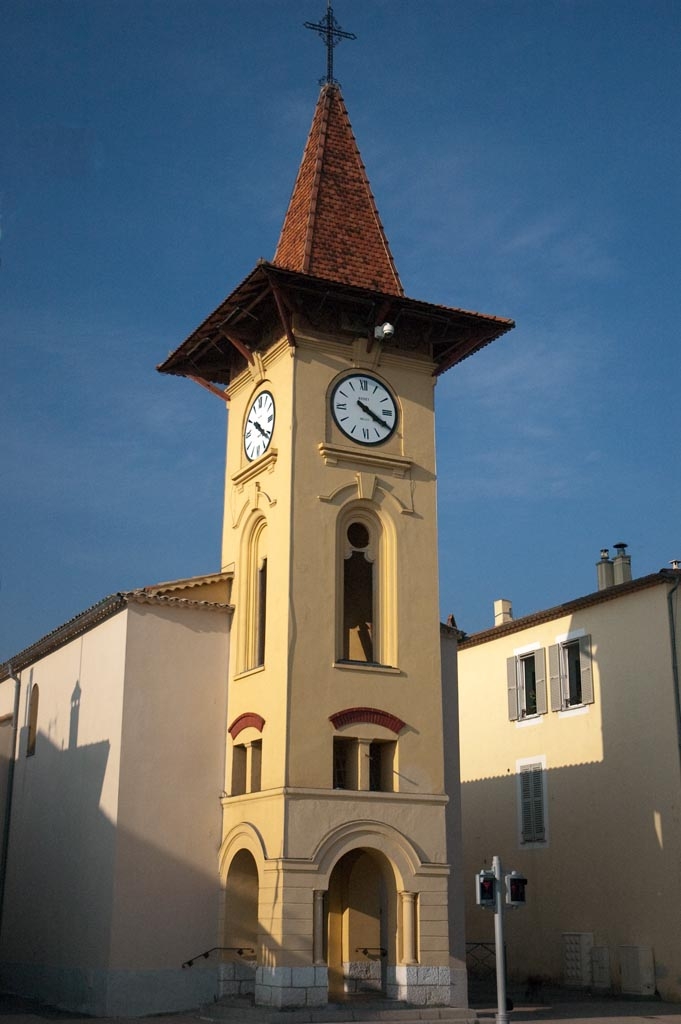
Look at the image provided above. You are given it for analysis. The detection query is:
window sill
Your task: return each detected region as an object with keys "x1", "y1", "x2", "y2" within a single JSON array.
[
  {"x1": 333, "y1": 660, "x2": 401, "y2": 675},
  {"x1": 234, "y1": 664, "x2": 266, "y2": 681},
  {"x1": 516, "y1": 714, "x2": 543, "y2": 727},
  {"x1": 558, "y1": 703, "x2": 589, "y2": 718}
]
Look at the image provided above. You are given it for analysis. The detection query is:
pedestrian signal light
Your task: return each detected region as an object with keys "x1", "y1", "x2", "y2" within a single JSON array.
[
  {"x1": 505, "y1": 871, "x2": 527, "y2": 906},
  {"x1": 476, "y1": 870, "x2": 496, "y2": 908}
]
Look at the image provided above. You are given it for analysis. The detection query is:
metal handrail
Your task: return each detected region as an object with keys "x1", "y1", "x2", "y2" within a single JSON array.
[{"x1": 182, "y1": 946, "x2": 255, "y2": 968}]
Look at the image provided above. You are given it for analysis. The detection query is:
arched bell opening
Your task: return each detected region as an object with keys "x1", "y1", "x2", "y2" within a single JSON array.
[{"x1": 327, "y1": 848, "x2": 397, "y2": 1002}]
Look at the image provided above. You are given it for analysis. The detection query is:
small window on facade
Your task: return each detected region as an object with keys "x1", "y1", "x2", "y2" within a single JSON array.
[
  {"x1": 369, "y1": 741, "x2": 396, "y2": 792},
  {"x1": 507, "y1": 650, "x2": 547, "y2": 721},
  {"x1": 333, "y1": 737, "x2": 355, "y2": 789},
  {"x1": 343, "y1": 522, "x2": 374, "y2": 662},
  {"x1": 27, "y1": 684, "x2": 39, "y2": 757},
  {"x1": 519, "y1": 762, "x2": 546, "y2": 844},
  {"x1": 549, "y1": 636, "x2": 594, "y2": 710},
  {"x1": 231, "y1": 740, "x2": 262, "y2": 796},
  {"x1": 250, "y1": 740, "x2": 262, "y2": 793},
  {"x1": 232, "y1": 744, "x2": 247, "y2": 796}
]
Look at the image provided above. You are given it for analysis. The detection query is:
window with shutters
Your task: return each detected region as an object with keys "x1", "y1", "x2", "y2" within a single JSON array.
[
  {"x1": 517, "y1": 757, "x2": 547, "y2": 845},
  {"x1": 549, "y1": 634, "x2": 593, "y2": 711},
  {"x1": 507, "y1": 647, "x2": 547, "y2": 720}
]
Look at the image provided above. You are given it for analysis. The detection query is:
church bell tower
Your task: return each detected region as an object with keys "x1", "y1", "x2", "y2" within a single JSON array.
[{"x1": 159, "y1": 60, "x2": 512, "y2": 1012}]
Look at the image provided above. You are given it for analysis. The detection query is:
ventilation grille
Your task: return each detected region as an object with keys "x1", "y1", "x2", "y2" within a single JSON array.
[{"x1": 562, "y1": 932, "x2": 593, "y2": 987}]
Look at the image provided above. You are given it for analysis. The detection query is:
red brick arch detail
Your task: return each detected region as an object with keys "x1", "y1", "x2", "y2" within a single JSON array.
[
  {"x1": 329, "y1": 707, "x2": 405, "y2": 735},
  {"x1": 228, "y1": 713, "x2": 265, "y2": 740}
]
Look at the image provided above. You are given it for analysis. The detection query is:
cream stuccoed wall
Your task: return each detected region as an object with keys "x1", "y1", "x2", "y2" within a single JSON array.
[
  {"x1": 458, "y1": 578, "x2": 681, "y2": 1000},
  {"x1": 219, "y1": 323, "x2": 454, "y2": 978},
  {"x1": 0, "y1": 599, "x2": 231, "y2": 1016},
  {"x1": 221, "y1": 328, "x2": 446, "y2": 817},
  {"x1": 0, "y1": 612, "x2": 128, "y2": 993}
]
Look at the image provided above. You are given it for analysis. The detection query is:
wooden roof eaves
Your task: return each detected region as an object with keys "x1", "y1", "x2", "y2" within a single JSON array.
[{"x1": 157, "y1": 261, "x2": 515, "y2": 383}]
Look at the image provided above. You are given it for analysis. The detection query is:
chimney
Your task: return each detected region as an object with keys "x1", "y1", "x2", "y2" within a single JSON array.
[
  {"x1": 613, "y1": 542, "x2": 632, "y2": 585},
  {"x1": 597, "y1": 548, "x2": 615, "y2": 590},
  {"x1": 494, "y1": 599, "x2": 513, "y2": 626},
  {"x1": 670, "y1": 559, "x2": 681, "y2": 571}
]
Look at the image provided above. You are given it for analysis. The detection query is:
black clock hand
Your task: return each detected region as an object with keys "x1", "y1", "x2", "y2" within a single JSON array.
[
  {"x1": 356, "y1": 399, "x2": 385, "y2": 428},
  {"x1": 252, "y1": 421, "x2": 271, "y2": 439}
]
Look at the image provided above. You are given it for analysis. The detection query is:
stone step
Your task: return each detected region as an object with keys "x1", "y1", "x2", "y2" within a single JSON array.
[{"x1": 199, "y1": 998, "x2": 477, "y2": 1024}]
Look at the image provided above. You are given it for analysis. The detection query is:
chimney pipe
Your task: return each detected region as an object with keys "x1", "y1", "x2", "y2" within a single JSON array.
[
  {"x1": 613, "y1": 542, "x2": 632, "y2": 585},
  {"x1": 670, "y1": 560, "x2": 681, "y2": 571},
  {"x1": 494, "y1": 599, "x2": 513, "y2": 626},
  {"x1": 597, "y1": 548, "x2": 615, "y2": 590}
]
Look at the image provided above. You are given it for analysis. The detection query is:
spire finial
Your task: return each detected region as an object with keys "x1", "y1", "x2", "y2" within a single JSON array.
[{"x1": 304, "y1": 2, "x2": 356, "y2": 85}]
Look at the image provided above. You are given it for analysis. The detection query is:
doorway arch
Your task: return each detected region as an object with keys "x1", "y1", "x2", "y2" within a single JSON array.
[
  {"x1": 327, "y1": 847, "x2": 397, "y2": 1001},
  {"x1": 224, "y1": 848, "x2": 258, "y2": 952}
]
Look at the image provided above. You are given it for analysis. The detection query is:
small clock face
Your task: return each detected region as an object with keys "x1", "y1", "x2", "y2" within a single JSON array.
[
  {"x1": 330, "y1": 373, "x2": 397, "y2": 446},
  {"x1": 244, "y1": 390, "x2": 275, "y2": 462}
]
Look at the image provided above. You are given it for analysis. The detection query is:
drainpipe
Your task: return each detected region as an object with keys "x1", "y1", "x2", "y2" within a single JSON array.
[
  {"x1": 0, "y1": 664, "x2": 21, "y2": 938},
  {"x1": 667, "y1": 572, "x2": 681, "y2": 777}
]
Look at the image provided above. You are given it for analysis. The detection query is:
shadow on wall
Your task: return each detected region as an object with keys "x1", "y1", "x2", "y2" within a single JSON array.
[{"x1": 0, "y1": 723, "x2": 225, "y2": 1015}]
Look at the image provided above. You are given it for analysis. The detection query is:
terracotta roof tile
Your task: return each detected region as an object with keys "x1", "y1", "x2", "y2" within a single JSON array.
[{"x1": 274, "y1": 83, "x2": 403, "y2": 296}]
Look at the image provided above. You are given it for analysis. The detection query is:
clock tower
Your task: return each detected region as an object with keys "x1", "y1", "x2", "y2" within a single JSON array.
[{"x1": 159, "y1": 82, "x2": 512, "y2": 1010}]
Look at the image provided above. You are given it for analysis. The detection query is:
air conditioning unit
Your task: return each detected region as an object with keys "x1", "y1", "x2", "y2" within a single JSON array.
[
  {"x1": 562, "y1": 932, "x2": 593, "y2": 987},
  {"x1": 619, "y1": 946, "x2": 655, "y2": 996},
  {"x1": 591, "y1": 946, "x2": 611, "y2": 991}
]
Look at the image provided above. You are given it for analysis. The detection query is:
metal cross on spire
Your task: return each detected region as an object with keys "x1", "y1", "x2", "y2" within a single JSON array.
[{"x1": 304, "y1": 2, "x2": 356, "y2": 86}]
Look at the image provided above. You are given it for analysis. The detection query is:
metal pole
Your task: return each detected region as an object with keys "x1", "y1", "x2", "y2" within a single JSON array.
[{"x1": 493, "y1": 855, "x2": 508, "y2": 1024}]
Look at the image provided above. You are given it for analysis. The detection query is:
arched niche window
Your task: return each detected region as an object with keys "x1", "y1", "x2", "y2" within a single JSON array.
[
  {"x1": 27, "y1": 684, "x2": 39, "y2": 757},
  {"x1": 329, "y1": 708, "x2": 404, "y2": 793},
  {"x1": 228, "y1": 715, "x2": 265, "y2": 796},
  {"x1": 337, "y1": 505, "x2": 395, "y2": 667},
  {"x1": 239, "y1": 516, "x2": 268, "y2": 673},
  {"x1": 343, "y1": 519, "x2": 375, "y2": 662}
]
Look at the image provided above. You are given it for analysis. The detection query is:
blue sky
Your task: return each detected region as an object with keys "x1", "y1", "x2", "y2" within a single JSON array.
[{"x1": 2, "y1": 0, "x2": 680, "y2": 659}]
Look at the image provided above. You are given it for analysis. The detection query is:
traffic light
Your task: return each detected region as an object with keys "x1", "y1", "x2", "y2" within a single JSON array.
[
  {"x1": 476, "y1": 870, "x2": 496, "y2": 908},
  {"x1": 505, "y1": 871, "x2": 527, "y2": 906}
]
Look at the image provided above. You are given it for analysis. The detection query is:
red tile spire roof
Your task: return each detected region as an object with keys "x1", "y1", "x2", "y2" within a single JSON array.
[{"x1": 273, "y1": 83, "x2": 404, "y2": 296}]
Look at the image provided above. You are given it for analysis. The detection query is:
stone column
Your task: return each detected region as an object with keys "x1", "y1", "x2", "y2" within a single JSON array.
[
  {"x1": 313, "y1": 890, "x2": 326, "y2": 964},
  {"x1": 400, "y1": 891, "x2": 418, "y2": 965}
]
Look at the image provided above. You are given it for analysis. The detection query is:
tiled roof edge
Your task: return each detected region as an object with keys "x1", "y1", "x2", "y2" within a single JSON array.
[
  {"x1": 1, "y1": 591, "x2": 233, "y2": 681},
  {"x1": 458, "y1": 570, "x2": 681, "y2": 649}
]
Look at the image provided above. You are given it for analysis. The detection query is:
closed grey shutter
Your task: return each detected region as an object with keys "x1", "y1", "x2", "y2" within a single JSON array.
[
  {"x1": 535, "y1": 648, "x2": 547, "y2": 715},
  {"x1": 520, "y1": 763, "x2": 545, "y2": 842},
  {"x1": 549, "y1": 644, "x2": 562, "y2": 711},
  {"x1": 507, "y1": 657, "x2": 519, "y2": 721},
  {"x1": 579, "y1": 635, "x2": 594, "y2": 704}
]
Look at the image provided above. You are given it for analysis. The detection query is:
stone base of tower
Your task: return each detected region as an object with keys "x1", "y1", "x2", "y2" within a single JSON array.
[
  {"x1": 251, "y1": 964, "x2": 453, "y2": 1009},
  {"x1": 386, "y1": 965, "x2": 452, "y2": 1005},
  {"x1": 255, "y1": 966, "x2": 329, "y2": 1008}
]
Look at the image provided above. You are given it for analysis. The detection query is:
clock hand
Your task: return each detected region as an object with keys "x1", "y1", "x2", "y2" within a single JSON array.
[
  {"x1": 252, "y1": 421, "x2": 271, "y2": 439},
  {"x1": 356, "y1": 399, "x2": 386, "y2": 428}
]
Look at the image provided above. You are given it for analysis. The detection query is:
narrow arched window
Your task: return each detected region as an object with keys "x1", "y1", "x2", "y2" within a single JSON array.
[
  {"x1": 343, "y1": 520, "x2": 375, "y2": 662},
  {"x1": 336, "y1": 504, "x2": 396, "y2": 669},
  {"x1": 240, "y1": 517, "x2": 268, "y2": 673},
  {"x1": 27, "y1": 684, "x2": 39, "y2": 757}
]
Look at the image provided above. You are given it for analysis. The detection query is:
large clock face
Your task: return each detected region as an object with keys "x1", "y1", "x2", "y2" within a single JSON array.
[
  {"x1": 330, "y1": 373, "x2": 397, "y2": 446},
  {"x1": 244, "y1": 390, "x2": 275, "y2": 462}
]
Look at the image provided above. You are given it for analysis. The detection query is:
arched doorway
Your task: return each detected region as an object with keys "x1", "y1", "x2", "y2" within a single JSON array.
[
  {"x1": 327, "y1": 848, "x2": 397, "y2": 1002},
  {"x1": 222, "y1": 849, "x2": 259, "y2": 997}
]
